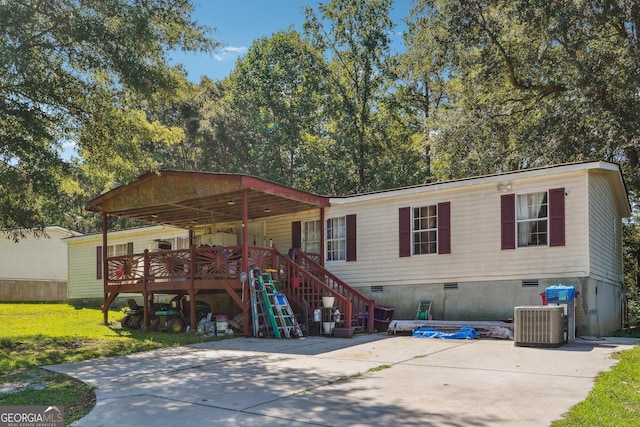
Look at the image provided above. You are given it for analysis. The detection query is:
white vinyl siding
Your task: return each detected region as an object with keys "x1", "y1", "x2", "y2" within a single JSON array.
[
  {"x1": 589, "y1": 172, "x2": 623, "y2": 284},
  {"x1": 252, "y1": 209, "x2": 319, "y2": 252},
  {"x1": 0, "y1": 227, "x2": 73, "y2": 281},
  {"x1": 325, "y1": 171, "x2": 589, "y2": 288}
]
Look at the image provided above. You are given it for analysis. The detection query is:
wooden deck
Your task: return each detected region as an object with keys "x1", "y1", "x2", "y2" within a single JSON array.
[{"x1": 103, "y1": 246, "x2": 375, "y2": 335}]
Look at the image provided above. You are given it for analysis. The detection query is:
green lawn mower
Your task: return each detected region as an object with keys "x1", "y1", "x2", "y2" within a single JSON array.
[{"x1": 150, "y1": 294, "x2": 212, "y2": 333}]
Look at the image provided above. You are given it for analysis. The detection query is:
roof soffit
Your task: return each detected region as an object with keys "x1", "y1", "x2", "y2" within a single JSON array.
[{"x1": 86, "y1": 171, "x2": 329, "y2": 228}]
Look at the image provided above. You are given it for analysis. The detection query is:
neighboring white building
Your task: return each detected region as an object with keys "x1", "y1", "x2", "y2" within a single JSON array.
[
  {"x1": 70, "y1": 161, "x2": 630, "y2": 335},
  {"x1": 0, "y1": 226, "x2": 81, "y2": 301}
]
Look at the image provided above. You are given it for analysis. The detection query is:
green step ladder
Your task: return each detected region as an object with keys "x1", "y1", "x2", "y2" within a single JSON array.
[
  {"x1": 250, "y1": 268, "x2": 302, "y2": 338},
  {"x1": 250, "y1": 268, "x2": 281, "y2": 338}
]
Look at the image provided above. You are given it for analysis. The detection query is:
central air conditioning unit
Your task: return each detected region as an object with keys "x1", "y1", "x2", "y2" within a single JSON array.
[{"x1": 514, "y1": 306, "x2": 565, "y2": 347}]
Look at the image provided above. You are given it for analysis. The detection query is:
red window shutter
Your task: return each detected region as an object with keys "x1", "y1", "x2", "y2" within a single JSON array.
[
  {"x1": 501, "y1": 194, "x2": 516, "y2": 250},
  {"x1": 292, "y1": 221, "x2": 302, "y2": 249},
  {"x1": 549, "y1": 188, "x2": 565, "y2": 246},
  {"x1": 127, "y1": 242, "x2": 134, "y2": 254},
  {"x1": 96, "y1": 246, "x2": 103, "y2": 280},
  {"x1": 399, "y1": 207, "x2": 411, "y2": 257},
  {"x1": 346, "y1": 214, "x2": 357, "y2": 261},
  {"x1": 438, "y1": 202, "x2": 451, "y2": 254}
]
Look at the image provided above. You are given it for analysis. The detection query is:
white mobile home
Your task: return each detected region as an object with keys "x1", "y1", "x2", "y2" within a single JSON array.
[
  {"x1": 0, "y1": 226, "x2": 80, "y2": 301},
  {"x1": 75, "y1": 161, "x2": 630, "y2": 336},
  {"x1": 316, "y1": 161, "x2": 630, "y2": 336}
]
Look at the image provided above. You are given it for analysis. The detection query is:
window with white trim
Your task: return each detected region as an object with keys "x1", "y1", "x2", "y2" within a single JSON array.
[
  {"x1": 326, "y1": 216, "x2": 346, "y2": 261},
  {"x1": 106, "y1": 244, "x2": 128, "y2": 257},
  {"x1": 413, "y1": 205, "x2": 437, "y2": 254},
  {"x1": 517, "y1": 192, "x2": 548, "y2": 247},
  {"x1": 148, "y1": 237, "x2": 189, "y2": 251},
  {"x1": 302, "y1": 220, "x2": 321, "y2": 253}
]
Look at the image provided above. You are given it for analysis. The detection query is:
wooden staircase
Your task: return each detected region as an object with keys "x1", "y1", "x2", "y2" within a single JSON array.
[{"x1": 271, "y1": 250, "x2": 375, "y2": 333}]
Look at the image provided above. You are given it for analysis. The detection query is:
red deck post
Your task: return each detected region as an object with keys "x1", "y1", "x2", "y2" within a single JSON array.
[
  {"x1": 189, "y1": 244, "x2": 196, "y2": 330},
  {"x1": 346, "y1": 299, "x2": 353, "y2": 328},
  {"x1": 368, "y1": 300, "x2": 375, "y2": 333},
  {"x1": 242, "y1": 189, "x2": 251, "y2": 336},
  {"x1": 102, "y1": 213, "x2": 109, "y2": 325},
  {"x1": 143, "y1": 249, "x2": 150, "y2": 327}
]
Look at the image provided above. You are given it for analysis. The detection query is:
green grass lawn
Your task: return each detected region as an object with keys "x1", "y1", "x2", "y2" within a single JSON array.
[
  {"x1": 0, "y1": 303, "x2": 221, "y2": 425},
  {"x1": 551, "y1": 347, "x2": 640, "y2": 427},
  {"x1": 1, "y1": 303, "x2": 639, "y2": 426}
]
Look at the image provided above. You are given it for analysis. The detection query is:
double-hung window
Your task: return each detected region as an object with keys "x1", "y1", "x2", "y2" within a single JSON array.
[
  {"x1": 516, "y1": 192, "x2": 548, "y2": 247},
  {"x1": 413, "y1": 205, "x2": 438, "y2": 255},
  {"x1": 107, "y1": 243, "x2": 128, "y2": 257},
  {"x1": 302, "y1": 220, "x2": 321, "y2": 254},
  {"x1": 148, "y1": 237, "x2": 189, "y2": 251},
  {"x1": 399, "y1": 202, "x2": 450, "y2": 257},
  {"x1": 326, "y1": 217, "x2": 346, "y2": 261}
]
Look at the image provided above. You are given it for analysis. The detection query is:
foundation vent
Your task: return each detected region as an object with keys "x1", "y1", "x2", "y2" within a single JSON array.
[{"x1": 521, "y1": 279, "x2": 539, "y2": 287}]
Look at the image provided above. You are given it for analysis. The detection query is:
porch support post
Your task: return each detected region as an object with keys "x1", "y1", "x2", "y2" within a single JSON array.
[
  {"x1": 189, "y1": 244, "x2": 196, "y2": 330},
  {"x1": 188, "y1": 290, "x2": 196, "y2": 331},
  {"x1": 320, "y1": 207, "x2": 325, "y2": 266},
  {"x1": 368, "y1": 299, "x2": 375, "y2": 333},
  {"x1": 143, "y1": 249, "x2": 149, "y2": 327},
  {"x1": 102, "y1": 213, "x2": 109, "y2": 325},
  {"x1": 242, "y1": 188, "x2": 250, "y2": 336}
]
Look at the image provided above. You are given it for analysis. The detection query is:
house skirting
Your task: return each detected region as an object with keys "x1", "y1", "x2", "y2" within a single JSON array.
[
  {"x1": 353, "y1": 277, "x2": 623, "y2": 337},
  {"x1": 0, "y1": 279, "x2": 67, "y2": 302}
]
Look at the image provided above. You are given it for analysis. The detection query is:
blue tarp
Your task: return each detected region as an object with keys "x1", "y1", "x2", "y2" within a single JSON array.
[
  {"x1": 545, "y1": 285, "x2": 576, "y2": 302},
  {"x1": 412, "y1": 327, "x2": 480, "y2": 340}
]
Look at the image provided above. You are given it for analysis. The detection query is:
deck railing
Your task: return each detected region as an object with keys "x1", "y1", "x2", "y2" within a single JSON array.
[
  {"x1": 106, "y1": 245, "x2": 280, "y2": 286},
  {"x1": 297, "y1": 251, "x2": 374, "y2": 332},
  {"x1": 105, "y1": 245, "x2": 373, "y2": 332}
]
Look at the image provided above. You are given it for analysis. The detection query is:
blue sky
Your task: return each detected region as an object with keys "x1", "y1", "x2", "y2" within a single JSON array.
[{"x1": 170, "y1": 0, "x2": 413, "y2": 82}]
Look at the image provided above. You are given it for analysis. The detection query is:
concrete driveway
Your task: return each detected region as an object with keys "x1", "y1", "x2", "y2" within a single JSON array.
[{"x1": 45, "y1": 334, "x2": 637, "y2": 427}]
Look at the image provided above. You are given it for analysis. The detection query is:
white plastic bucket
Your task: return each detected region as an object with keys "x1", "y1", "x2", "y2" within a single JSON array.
[{"x1": 215, "y1": 314, "x2": 228, "y2": 333}]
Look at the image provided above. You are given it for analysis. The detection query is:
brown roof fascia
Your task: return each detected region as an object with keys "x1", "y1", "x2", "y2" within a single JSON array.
[{"x1": 86, "y1": 170, "x2": 329, "y2": 213}]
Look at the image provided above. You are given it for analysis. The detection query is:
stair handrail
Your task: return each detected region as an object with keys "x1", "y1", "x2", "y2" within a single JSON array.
[
  {"x1": 296, "y1": 251, "x2": 374, "y2": 333},
  {"x1": 298, "y1": 251, "x2": 371, "y2": 301},
  {"x1": 277, "y1": 256, "x2": 352, "y2": 327}
]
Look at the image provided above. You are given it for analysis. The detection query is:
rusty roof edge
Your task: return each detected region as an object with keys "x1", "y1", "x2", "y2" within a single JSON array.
[
  {"x1": 240, "y1": 175, "x2": 330, "y2": 207},
  {"x1": 86, "y1": 170, "x2": 330, "y2": 213},
  {"x1": 86, "y1": 170, "x2": 162, "y2": 212}
]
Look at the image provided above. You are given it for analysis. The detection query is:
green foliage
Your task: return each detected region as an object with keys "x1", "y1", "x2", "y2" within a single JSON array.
[
  {"x1": 0, "y1": 303, "x2": 222, "y2": 425},
  {"x1": 304, "y1": 0, "x2": 396, "y2": 193},
  {"x1": 404, "y1": 0, "x2": 640, "y2": 189},
  {"x1": 0, "y1": 303, "x2": 214, "y2": 374},
  {"x1": 624, "y1": 213, "x2": 640, "y2": 325},
  {"x1": 225, "y1": 29, "x2": 327, "y2": 189},
  {"x1": 0, "y1": 0, "x2": 216, "y2": 232},
  {"x1": 0, "y1": 369, "x2": 95, "y2": 425}
]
